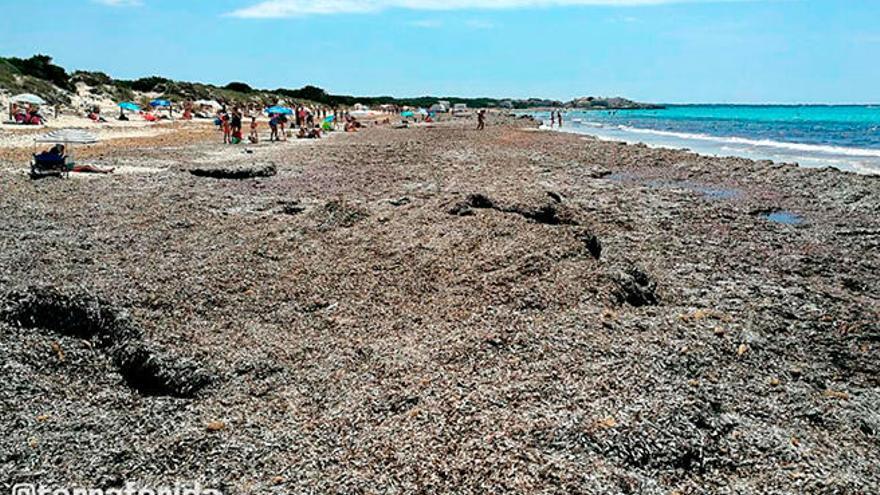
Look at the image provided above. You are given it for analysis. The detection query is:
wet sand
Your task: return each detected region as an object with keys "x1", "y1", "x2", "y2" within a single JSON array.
[{"x1": 1, "y1": 116, "x2": 878, "y2": 494}]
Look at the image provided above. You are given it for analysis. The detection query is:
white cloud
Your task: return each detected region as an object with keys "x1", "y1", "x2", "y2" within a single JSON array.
[
  {"x1": 94, "y1": 0, "x2": 143, "y2": 6},
  {"x1": 228, "y1": 0, "x2": 752, "y2": 18}
]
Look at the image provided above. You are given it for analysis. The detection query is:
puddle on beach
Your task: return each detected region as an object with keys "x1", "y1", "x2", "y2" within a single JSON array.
[
  {"x1": 606, "y1": 172, "x2": 811, "y2": 226},
  {"x1": 606, "y1": 172, "x2": 631, "y2": 182},
  {"x1": 695, "y1": 187, "x2": 740, "y2": 200},
  {"x1": 611, "y1": 175, "x2": 742, "y2": 201},
  {"x1": 763, "y1": 211, "x2": 804, "y2": 225}
]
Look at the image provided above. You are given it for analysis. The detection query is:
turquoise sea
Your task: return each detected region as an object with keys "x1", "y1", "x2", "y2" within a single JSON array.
[{"x1": 534, "y1": 105, "x2": 880, "y2": 175}]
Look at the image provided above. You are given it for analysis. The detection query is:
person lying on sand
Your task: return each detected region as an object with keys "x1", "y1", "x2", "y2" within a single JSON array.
[
  {"x1": 70, "y1": 164, "x2": 114, "y2": 174},
  {"x1": 36, "y1": 145, "x2": 114, "y2": 173},
  {"x1": 87, "y1": 108, "x2": 107, "y2": 123},
  {"x1": 297, "y1": 126, "x2": 322, "y2": 139}
]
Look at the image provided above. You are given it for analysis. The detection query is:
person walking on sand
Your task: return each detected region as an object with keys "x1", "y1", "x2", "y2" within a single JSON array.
[
  {"x1": 278, "y1": 113, "x2": 288, "y2": 141},
  {"x1": 269, "y1": 113, "x2": 279, "y2": 142},
  {"x1": 477, "y1": 109, "x2": 486, "y2": 130}
]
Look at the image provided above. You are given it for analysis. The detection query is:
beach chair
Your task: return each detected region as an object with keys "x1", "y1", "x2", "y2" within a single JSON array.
[
  {"x1": 30, "y1": 129, "x2": 98, "y2": 179},
  {"x1": 30, "y1": 152, "x2": 69, "y2": 179}
]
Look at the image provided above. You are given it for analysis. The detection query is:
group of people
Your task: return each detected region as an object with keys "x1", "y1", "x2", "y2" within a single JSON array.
[
  {"x1": 115, "y1": 106, "x2": 165, "y2": 122},
  {"x1": 548, "y1": 110, "x2": 564, "y2": 127},
  {"x1": 218, "y1": 108, "x2": 247, "y2": 144},
  {"x1": 213, "y1": 104, "x2": 378, "y2": 144},
  {"x1": 9, "y1": 103, "x2": 44, "y2": 125},
  {"x1": 209, "y1": 101, "x2": 485, "y2": 145}
]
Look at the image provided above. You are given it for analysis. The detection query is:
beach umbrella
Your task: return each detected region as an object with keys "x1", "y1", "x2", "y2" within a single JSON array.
[
  {"x1": 323, "y1": 115, "x2": 335, "y2": 123},
  {"x1": 33, "y1": 128, "x2": 99, "y2": 172},
  {"x1": 34, "y1": 128, "x2": 99, "y2": 144},
  {"x1": 118, "y1": 102, "x2": 141, "y2": 111},
  {"x1": 150, "y1": 99, "x2": 171, "y2": 108},
  {"x1": 265, "y1": 106, "x2": 293, "y2": 115},
  {"x1": 417, "y1": 108, "x2": 429, "y2": 115},
  {"x1": 401, "y1": 111, "x2": 415, "y2": 118},
  {"x1": 11, "y1": 93, "x2": 46, "y2": 105}
]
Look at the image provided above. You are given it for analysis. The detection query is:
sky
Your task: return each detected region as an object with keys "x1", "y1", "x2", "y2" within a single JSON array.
[{"x1": 1, "y1": 0, "x2": 879, "y2": 103}]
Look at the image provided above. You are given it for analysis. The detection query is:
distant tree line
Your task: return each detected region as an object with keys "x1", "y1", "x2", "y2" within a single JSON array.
[{"x1": 2, "y1": 54, "x2": 640, "y2": 110}]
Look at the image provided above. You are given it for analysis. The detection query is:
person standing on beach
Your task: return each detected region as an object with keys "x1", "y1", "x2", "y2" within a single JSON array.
[
  {"x1": 549, "y1": 110, "x2": 555, "y2": 128},
  {"x1": 269, "y1": 114, "x2": 279, "y2": 142},
  {"x1": 477, "y1": 109, "x2": 486, "y2": 130},
  {"x1": 231, "y1": 109, "x2": 243, "y2": 143},
  {"x1": 279, "y1": 113, "x2": 288, "y2": 141},
  {"x1": 221, "y1": 112, "x2": 231, "y2": 144},
  {"x1": 249, "y1": 116, "x2": 259, "y2": 143},
  {"x1": 557, "y1": 111, "x2": 563, "y2": 128}
]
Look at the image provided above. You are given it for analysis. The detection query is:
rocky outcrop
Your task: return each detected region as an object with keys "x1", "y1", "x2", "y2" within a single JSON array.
[{"x1": 568, "y1": 96, "x2": 664, "y2": 110}]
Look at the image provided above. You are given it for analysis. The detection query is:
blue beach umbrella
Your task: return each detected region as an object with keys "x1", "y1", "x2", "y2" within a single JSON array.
[
  {"x1": 150, "y1": 99, "x2": 171, "y2": 108},
  {"x1": 401, "y1": 111, "x2": 415, "y2": 118},
  {"x1": 265, "y1": 106, "x2": 293, "y2": 115},
  {"x1": 323, "y1": 115, "x2": 335, "y2": 123},
  {"x1": 118, "y1": 102, "x2": 141, "y2": 111}
]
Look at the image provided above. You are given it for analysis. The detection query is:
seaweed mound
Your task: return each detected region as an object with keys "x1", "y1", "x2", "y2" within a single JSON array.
[
  {"x1": 189, "y1": 164, "x2": 277, "y2": 180},
  {"x1": 1, "y1": 287, "x2": 214, "y2": 398}
]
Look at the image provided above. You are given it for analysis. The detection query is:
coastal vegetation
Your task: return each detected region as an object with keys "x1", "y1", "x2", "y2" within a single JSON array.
[{"x1": 0, "y1": 54, "x2": 658, "y2": 110}]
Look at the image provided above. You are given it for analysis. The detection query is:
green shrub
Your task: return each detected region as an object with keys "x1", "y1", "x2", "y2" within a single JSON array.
[
  {"x1": 71, "y1": 70, "x2": 114, "y2": 87},
  {"x1": 224, "y1": 82, "x2": 253, "y2": 93},
  {"x1": 6, "y1": 54, "x2": 72, "y2": 91}
]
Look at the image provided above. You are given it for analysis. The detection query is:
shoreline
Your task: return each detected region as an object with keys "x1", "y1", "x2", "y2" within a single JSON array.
[
  {"x1": 527, "y1": 107, "x2": 880, "y2": 176},
  {"x1": 1, "y1": 117, "x2": 878, "y2": 493},
  {"x1": 544, "y1": 123, "x2": 880, "y2": 176}
]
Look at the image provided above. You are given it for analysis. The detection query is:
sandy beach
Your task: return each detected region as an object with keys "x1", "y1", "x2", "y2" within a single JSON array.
[{"x1": 1, "y1": 116, "x2": 878, "y2": 493}]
